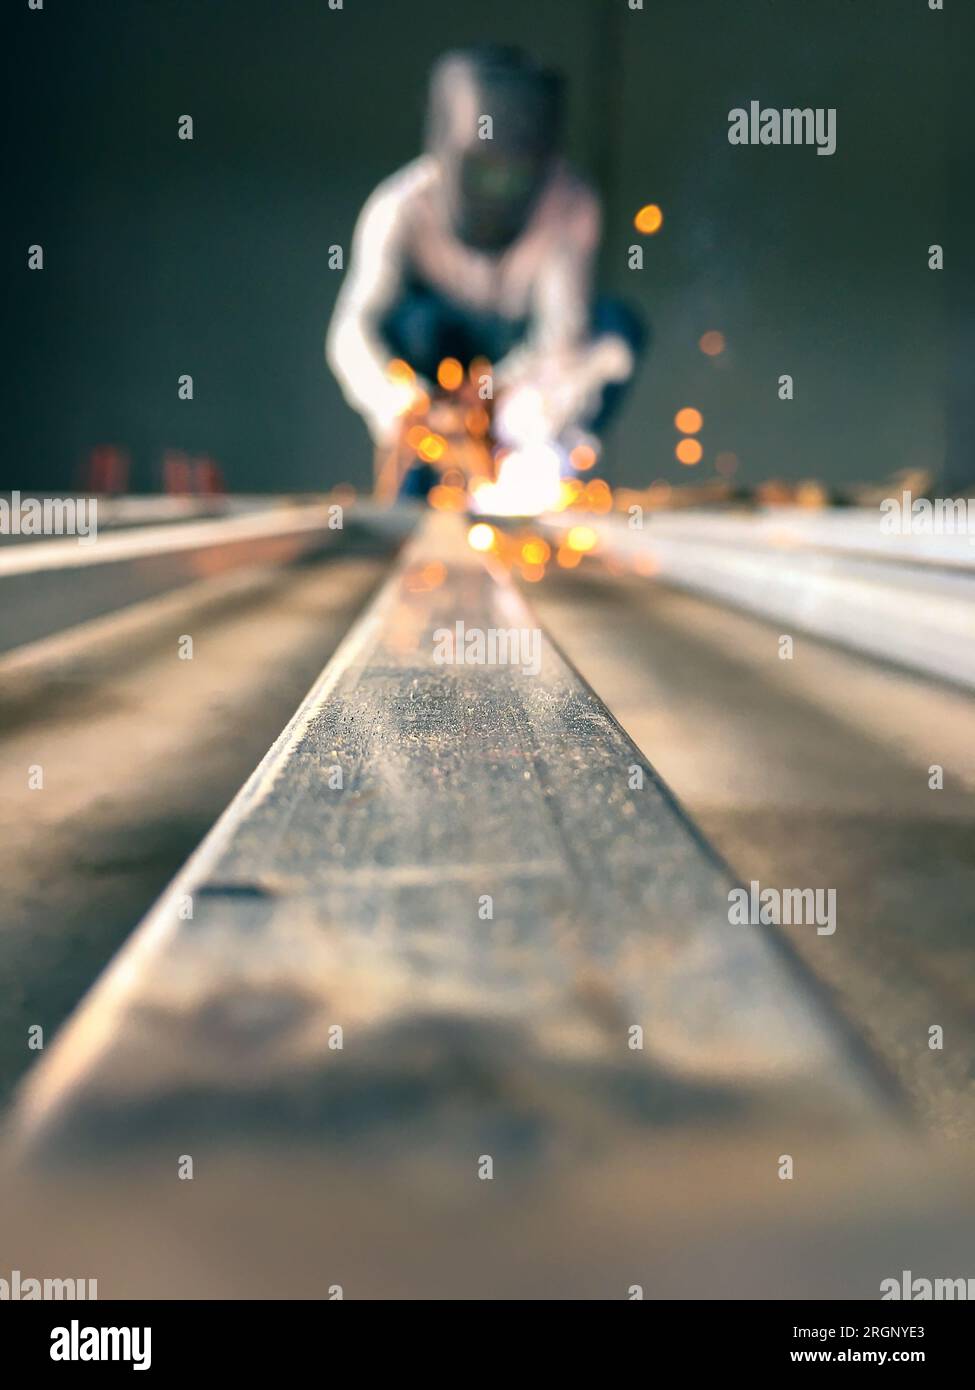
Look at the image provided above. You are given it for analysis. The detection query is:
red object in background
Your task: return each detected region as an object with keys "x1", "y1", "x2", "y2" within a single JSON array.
[
  {"x1": 193, "y1": 456, "x2": 226, "y2": 495},
  {"x1": 163, "y1": 450, "x2": 227, "y2": 494},
  {"x1": 162, "y1": 449, "x2": 193, "y2": 494},
  {"x1": 82, "y1": 445, "x2": 130, "y2": 494}
]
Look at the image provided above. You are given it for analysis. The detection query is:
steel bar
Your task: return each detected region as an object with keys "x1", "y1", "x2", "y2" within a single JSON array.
[
  {"x1": 0, "y1": 500, "x2": 415, "y2": 656},
  {"x1": 16, "y1": 512, "x2": 890, "y2": 1160},
  {"x1": 546, "y1": 510, "x2": 975, "y2": 690},
  {"x1": 0, "y1": 493, "x2": 268, "y2": 546},
  {"x1": 7, "y1": 512, "x2": 953, "y2": 1298},
  {"x1": 622, "y1": 506, "x2": 975, "y2": 570}
]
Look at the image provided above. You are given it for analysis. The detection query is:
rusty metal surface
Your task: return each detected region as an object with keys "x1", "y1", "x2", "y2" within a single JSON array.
[
  {"x1": 14, "y1": 514, "x2": 891, "y2": 1162},
  {"x1": 5, "y1": 513, "x2": 958, "y2": 1298}
]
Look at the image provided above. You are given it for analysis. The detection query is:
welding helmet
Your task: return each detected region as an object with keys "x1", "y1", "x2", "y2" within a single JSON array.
[{"x1": 426, "y1": 47, "x2": 565, "y2": 253}]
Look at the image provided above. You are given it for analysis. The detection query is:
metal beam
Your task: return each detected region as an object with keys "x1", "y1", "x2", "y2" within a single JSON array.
[
  {"x1": 0, "y1": 500, "x2": 414, "y2": 656},
  {"x1": 15, "y1": 512, "x2": 891, "y2": 1162},
  {"x1": 546, "y1": 509, "x2": 975, "y2": 690}
]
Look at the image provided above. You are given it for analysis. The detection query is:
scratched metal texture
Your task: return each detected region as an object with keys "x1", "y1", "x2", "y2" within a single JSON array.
[{"x1": 15, "y1": 514, "x2": 891, "y2": 1161}]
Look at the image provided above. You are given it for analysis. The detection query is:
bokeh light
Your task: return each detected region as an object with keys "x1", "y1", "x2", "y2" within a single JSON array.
[
  {"x1": 699, "y1": 331, "x2": 726, "y2": 357},
  {"x1": 674, "y1": 407, "x2": 703, "y2": 434},
  {"x1": 584, "y1": 479, "x2": 613, "y2": 513},
  {"x1": 428, "y1": 485, "x2": 465, "y2": 511},
  {"x1": 386, "y1": 358, "x2": 414, "y2": 385},
  {"x1": 557, "y1": 479, "x2": 583, "y2": 510},
  {"x1": 521, "y1": 538, "x2": 551, "y2": 566},
  {"x1": 570, "y1": 443, "x2": 598, "y2": 472},
  {"x1": 464, "y1": 406, "x2": 490, "y2": 437},
  {"x1": 520, "y1": 563, "x2": 545, "y2": 583},
  {"x1": 634, "y1": 204, "x2": 664, "y2": 235},
  {"x1": 566, "y1": 525, "x2": 598, "y2": 553},
  {"x1": 417, "y1": 433, "x2": 447, "y2": 463},
  {"x1": 676, "y1": 438, "x2": 703, "y2": 465},
  {"x1": 437, "y1": 357, "x2": 464, "y2": 391}
]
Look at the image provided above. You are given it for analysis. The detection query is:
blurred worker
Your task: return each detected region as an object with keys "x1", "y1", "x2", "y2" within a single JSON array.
[{"x1": 326, "y1": 45, "x2": 644, "y2": 506}]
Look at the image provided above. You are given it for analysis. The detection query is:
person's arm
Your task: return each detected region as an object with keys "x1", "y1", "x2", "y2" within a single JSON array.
[
  {"x1": 494, "y1": 179, "x2": 601, "y2": 391},
  {"x1": 531, "y1": 183, "x2": 601, "y2": 359},
  {"x1": 494, "y1": 184, "x2": 632, "y2": 445},
  {"x1": 325, "y1": 181, "x2": 416, "y2": 444}
]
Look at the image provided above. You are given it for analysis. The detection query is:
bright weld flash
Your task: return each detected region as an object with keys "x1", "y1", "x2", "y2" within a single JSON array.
[
  {"x1": 467, "y1": 523, "x2": 496, "y2": 552},
  {"x1": 472, "y1": 444, "x2": 563, "y2": 517}
]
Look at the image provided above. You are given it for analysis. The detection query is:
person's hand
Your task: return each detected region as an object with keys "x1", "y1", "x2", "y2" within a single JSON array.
[
  {"x1": 494, "y1": 383, "x2": 556, "y2": 448},
  {"x1": 494, "y1": 339, "x2": 633, "y2": 446},
  {"x1": 366, "y1": 374, "x2": 434, "y2": 445}
]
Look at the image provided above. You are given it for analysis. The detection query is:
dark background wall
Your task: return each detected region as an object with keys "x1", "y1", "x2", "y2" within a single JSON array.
[{"x1": 3, "y1": 0, "x2": 960, "y2": 494}]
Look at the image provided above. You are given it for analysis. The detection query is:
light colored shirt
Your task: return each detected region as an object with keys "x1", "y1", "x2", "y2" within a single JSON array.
[{"x1": 326, "y1": 155, "x2": 602, "y2": 441}]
